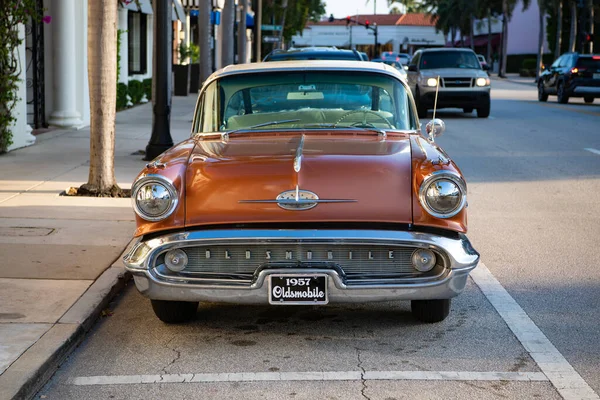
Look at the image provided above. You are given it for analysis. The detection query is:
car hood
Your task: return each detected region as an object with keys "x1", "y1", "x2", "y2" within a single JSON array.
[
  {"x1": 420, "y1": 68, "x2": 485, "y2": 77},
  {"x1": 184, "y1": 132, "x2": 413, "y2": 227}
]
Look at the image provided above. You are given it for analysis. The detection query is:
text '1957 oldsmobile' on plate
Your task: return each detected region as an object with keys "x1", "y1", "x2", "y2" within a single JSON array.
[{"x1": 123, "y1": 60, "x2": 480, "y2": 324}]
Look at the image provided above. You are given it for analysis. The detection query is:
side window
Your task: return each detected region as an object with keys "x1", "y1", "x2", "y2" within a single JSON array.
[
  {"x1": 192, "y1": 92, "x2": 204, "y2": 134},
  {"x1": 410, "y1": 52, "x2": 420, "y2": 67},
  {"x1": 200, "y1": 82, "x2": 219, "y2": 132}
]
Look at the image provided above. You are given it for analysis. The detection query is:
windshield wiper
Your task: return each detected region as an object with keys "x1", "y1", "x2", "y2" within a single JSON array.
[
  {"x1": 302, "y1": 123, "x2": 387, "y2": 137},
  {"x1": 223, "y1": 119, "x2": 301, "y2": 137}
]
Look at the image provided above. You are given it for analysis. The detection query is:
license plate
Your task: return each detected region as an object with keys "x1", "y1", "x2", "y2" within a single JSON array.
[
  {"x1": 594, "y1": 73, "x2": 600, "y2": 80},
  {"x1": 269, "y1": 275, "x2": 328, "y2": 305}
]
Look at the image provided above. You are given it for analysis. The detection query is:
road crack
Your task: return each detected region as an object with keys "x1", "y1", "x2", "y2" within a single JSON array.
[
  {"x1": 355, "y1": 348, "x2": 371, "y2": 400},
  {"x1": 161, "y1": 336, "x2": 181, "y2": 375}
]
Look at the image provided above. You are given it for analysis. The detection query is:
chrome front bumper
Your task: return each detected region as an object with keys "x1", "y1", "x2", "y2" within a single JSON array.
[{"x1": 123, "y1": 229, "x2": 480, "y2": 304}]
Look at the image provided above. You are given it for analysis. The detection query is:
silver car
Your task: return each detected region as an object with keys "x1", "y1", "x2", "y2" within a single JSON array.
[{"x1": 406, "y1": 48, "x2": 491, "y2": 118}]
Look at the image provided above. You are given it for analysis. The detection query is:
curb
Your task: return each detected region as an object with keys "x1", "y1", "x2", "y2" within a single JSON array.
[{"x1": 0, "y1": 264, "x2": 132, "y2": 400}]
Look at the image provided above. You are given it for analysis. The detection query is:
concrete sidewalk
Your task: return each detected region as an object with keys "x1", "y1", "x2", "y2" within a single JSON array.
[
  {"x1": 490, "y1": 73, "x2": 537, "y2": 87},
  {"x1": 0, "y1": 96, "x2": 197, "y2": 399}
]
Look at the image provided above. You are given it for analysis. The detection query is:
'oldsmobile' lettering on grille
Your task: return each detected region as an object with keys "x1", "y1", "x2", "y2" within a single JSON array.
[
  {"x1": 272, "y1": 285, "x2": 325, "y2": 300},
  {"x1": 201, "y1": 250, "x2": 396, "y2": 260}
]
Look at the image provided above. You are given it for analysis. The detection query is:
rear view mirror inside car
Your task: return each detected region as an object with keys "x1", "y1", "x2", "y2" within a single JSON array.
[{"x1": 287, "y1": 92, "x2": 324, "y2": 100}]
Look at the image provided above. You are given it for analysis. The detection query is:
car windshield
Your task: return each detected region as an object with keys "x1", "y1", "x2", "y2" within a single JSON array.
[
  {"x1": 195, "y1": 71, "x2": 414, "y2": 133},
  {"x1": 420, "y1": 51, "x2": 481, "y2": 69},
  {"x1": 266, "y1": 52, "x2": 359, "y2": 61}
]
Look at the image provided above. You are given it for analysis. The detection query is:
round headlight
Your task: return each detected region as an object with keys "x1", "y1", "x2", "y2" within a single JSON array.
[
  {"x1": 427, "y1": 77, "x2": 438, "y2": 87},
  {"x1": 132, "y1": 176, "x2": 178, "y2": 221},
  {"x1": 419, "y1": 173, "x2": 466, "y2": 219},
  {"x1": 411, "y1": 249, "x2": 437, "y2": 272},
  {"x1": 165, "y1": 249, "x2": 188, "y2": 272},
  {"x1": 476, "y1": 77, "x2": 490, "y2": 87}
]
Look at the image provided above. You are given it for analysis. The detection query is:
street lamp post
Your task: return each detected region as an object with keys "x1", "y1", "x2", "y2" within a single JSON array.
[{"x1": 145, "y1": 0, "x2": 173, "y2": 161}]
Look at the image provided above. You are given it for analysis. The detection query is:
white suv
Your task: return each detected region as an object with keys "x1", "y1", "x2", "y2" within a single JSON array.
[{"x1": 406, "y1": 48, "x2": 491, "y2": 118}]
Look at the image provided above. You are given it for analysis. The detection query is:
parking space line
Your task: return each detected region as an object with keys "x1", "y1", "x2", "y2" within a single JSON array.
[
  {"x1": 69, "y1": 371, "x2": 548, "y2": 386},
  {"x1": 585, "y1": 148, "x2": 600, "y2": 156},
  {"x1": 471, "y1": 263, "x2": 599, "y2": 400}
]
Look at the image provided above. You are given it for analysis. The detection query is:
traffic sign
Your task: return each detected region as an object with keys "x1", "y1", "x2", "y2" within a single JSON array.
[
  {"x1": 262, "y1": 25, "x2": 283, "y2": 31},
  {"x1": 263, "y1": 36, "x2": 281, "y2": 43}
]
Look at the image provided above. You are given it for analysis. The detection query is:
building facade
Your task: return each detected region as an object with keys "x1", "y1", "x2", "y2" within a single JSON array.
[
  {"x1": 10, "y1": 0, "x2": 186, "y2": 153},
  {"x1": 292, "y1": 13, "x2": 445, "y2": 58}
]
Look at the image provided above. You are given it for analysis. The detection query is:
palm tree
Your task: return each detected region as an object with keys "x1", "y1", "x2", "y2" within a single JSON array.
[
  {"x1": 499, "y1": 0, "x2": 531, "y2": 78},
  {"x1": 568, "y1": 0, "x2": 576, "y2": 52},
  {"x1": 554, "y1": 0, "x2": 562, "y2": 58},
  {"x1": 81, "y1": 0, "x2": 120, "y2": 195},
  {"x1": 586, "y1": 0, "x2": 594, "y2": 54},
  {"x1": 536, "y1": 0, "x2": 548, "y2": 80}
]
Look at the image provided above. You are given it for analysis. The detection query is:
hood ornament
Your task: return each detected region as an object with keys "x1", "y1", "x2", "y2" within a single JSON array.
[
  {"x1": 293, "y1": 134, "x2": 305, "y2": 173},
  {"x1": 240, "y1": 185, "x2": 357, "y2": 211}
]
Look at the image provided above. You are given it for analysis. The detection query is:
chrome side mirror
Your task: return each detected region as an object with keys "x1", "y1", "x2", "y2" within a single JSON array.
[{"x1": 425, "y1": 118, "x2": 445, "y2": 142}]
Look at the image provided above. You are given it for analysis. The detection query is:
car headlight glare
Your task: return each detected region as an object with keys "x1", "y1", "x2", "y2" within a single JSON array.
[
  {"x1": 419, "y1": 173, "x2": 467, "y2": 219},
  {"x1": 132, "y1": 176, "x2": 178, "y2": 221},
  {"x1": 476, "y1": 77, "x2": 490, "y2": 87},
  {"x1": 426, "y1": 77, "x2": 438, "y2": 87},
  {"x1": 411, "y1": 249, "x2": 437, "y2": 272}
]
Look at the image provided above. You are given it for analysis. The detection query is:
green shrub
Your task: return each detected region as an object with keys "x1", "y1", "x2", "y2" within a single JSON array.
[
  {"x1": 117, "y1": 83, "x2": 129, "y2": 110},
  {"x1": 142, "y1": 78, "x2": 152, "y2": 101},
  {"x1": 128, "y1": 80, "x2": 144, "y2": 104},
  {"x1": 522, "y1": 59, "x2": 537, "y2": 70}
]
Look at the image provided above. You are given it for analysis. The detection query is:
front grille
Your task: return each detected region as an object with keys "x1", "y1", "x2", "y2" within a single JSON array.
[
  {"x1": 442, "y1": 77, "x2": 473, "y2": 88},
  {"x1": 156, "y1": 243, "x2": 445, "y2": 284}
]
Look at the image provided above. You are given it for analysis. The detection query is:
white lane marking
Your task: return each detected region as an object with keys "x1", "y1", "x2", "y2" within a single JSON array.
[
  {"x1": 471, "y1": 263, "x2": 599, "y2": 400},
  {"x1": 584, "y1": 148, "x2": 600, "y2": 156},
  {"x1": 69, "y1": 371, "x2": 547, "y2": 386}
]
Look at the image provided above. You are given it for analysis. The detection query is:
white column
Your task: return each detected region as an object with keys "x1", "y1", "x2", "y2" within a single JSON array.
[
  {"x1": 8, "y1": 24, "x2": 36, "y2": 152},
  {"x1": 118, "y1": 7, "x2": 129, "y2": 83},
  {"x1": 48, "y1": 0, "x2": 82, "y2": 127}
]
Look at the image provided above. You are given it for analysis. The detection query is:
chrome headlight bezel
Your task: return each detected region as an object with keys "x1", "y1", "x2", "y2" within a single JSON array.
[
  {"x1": 131, "y1": 174, "x2": 179, "y2": 222},
  {"x1": 418, "y1": 171, "x2": 467, "y2": 219}
]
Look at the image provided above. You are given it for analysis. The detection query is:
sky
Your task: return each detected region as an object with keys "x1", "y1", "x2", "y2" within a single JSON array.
[{"x1": 324, "y1": 0, "x2": 394, "y2": 19}]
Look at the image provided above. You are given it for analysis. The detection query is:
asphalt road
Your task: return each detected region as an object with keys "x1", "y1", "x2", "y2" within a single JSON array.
[{"x1": 37, "y1": 79, "x2": 600, "y2": 400}]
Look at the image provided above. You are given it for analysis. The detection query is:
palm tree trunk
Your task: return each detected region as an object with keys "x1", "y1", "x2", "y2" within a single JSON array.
[
  {"x1": 84, "y1": 0, "x2": 118, "y2": 193},
  {"x1": 588, "y1": 0, "x2": 594, "y2": 54},
  {"x1": 555, "y1": 0, "x2": 562, "y2": 58},
  {"x1": 487, "y1": 8, "x2": 492, "y2": 65},
  {"x1": 537, "y1": 1, "x2": 545, "y2": 81},
  {"x1": 500, "y1": 0, "x2": 509, "y2": 78},
  {"x1": 221, "y1": 0, "x2": 235, "y2": 66},
  {"x1": 568, "y1": 0, "x2": 576, "y2": 52},
  {"x1": 469, "y1": 14, "x2": 475, "y2": 50},
  {"x1": 199, "y1": 0, "x2": 212, "y2": 83},
  {"x1": 278, "y1": 0, "x2": 289, "y2": 50},
  {"x1": 238, "y1": 0, "x2": 248, "y2": 62}
]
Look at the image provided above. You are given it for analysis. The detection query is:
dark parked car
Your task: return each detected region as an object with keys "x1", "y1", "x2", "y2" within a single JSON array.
[
  {"x1": 264, "y1": 47, "x2": 364, "y2": 62},
  {"x1": 538, "y1": 52, "x2": 600, "y2": 104}
]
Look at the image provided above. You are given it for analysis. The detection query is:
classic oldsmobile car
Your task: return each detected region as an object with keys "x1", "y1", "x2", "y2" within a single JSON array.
[{"x1": 124, "y1": 61, "x2": 480, "y2": 324}]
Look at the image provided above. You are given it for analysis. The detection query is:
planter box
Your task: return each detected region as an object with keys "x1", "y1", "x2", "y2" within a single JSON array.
[{"x1": 173, "y1": 64, "x2": 190, "y2": 96}]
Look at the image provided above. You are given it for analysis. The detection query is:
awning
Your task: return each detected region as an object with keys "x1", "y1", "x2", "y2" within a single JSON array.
[
  {"x1": 119, "y1": 0, "x2": 187, "y2": 21},
  {"x1": 172, "y1": 0, "x2": 186, "y2": 21},
  {"x1": 119, "y1": 0, "x2": 153, "y2": 14}
]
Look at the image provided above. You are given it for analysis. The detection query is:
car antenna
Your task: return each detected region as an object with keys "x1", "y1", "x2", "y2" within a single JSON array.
[{"x1": 432, "y1": 75, "x2": 440, "y2": 122}]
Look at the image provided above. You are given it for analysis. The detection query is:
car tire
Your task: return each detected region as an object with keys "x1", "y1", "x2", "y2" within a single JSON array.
[
  {"x1": 411, "y1": 299, "x2": 451, "y2": 323},
  {"x1": 463, "y1": 107, "x2": 474, "y2": 114},
  {"x1": 476, "y1": 99, "x2": 490, "y2": 118},
  {"x1": 415, "y1": 88, "x2": 428, "y2": 118},
  {"x1": 557, "y1": 82, "x2": 569, "y2": 104},
  {"x1": 538, "y1": 81, "x2": 548, "y2": 102},
  {"x1": 151, "y1": 300, "x2": 199, "y2": 324},
  {"x1": 584, "y1": 96, "x2": 594, "y2": 104}
]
